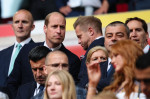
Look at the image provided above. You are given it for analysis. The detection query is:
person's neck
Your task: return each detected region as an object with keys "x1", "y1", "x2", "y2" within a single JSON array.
[
  {"x1": 142, "y1": 42, "x2": 148, "y2": 49},
  {"x1": 46, "y1": 40, "x2": 60, "y2": 48}
]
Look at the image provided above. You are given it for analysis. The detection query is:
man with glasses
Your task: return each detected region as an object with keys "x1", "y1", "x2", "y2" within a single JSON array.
[
  {"x1": 32, "y1": 50, "x2": 87, "y2": 99},
  {"x1": 44, "y1": 50, "x2": 69, "y2": 73}
]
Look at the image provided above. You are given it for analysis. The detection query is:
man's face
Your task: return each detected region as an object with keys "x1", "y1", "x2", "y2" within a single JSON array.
[
  {"x1": 30, "y1": 58, "x2": 47, "y2": 85},
  {"x1": 127, "y1": 20, "x2": 148, "y2": 48},
  {"x1": 12, "y1": 11, "x2": 34, "y2": 42},
  {"x1": 44, "y1": 14, "x2": 66, "y2": 48},
  {"x1": 134, "y1": 67, "x2": 150, "y2": 98},
  {"x1": 45, "y1": 53, "x2": 69, "y2": 74},
  {"x1": 105, "y1": 25, "x2": 128, "y2": 52},
  {"x1": 75, "y1": 25, "x2": 90, "y2": 50}
]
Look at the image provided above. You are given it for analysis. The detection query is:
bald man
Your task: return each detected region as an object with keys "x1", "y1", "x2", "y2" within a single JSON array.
[
  {"x1": 0, "y1": 9, "x2": 35, "y2": 95},
  {"x1": 32, "y1": 50, "x2": 86, "y2": 99}
]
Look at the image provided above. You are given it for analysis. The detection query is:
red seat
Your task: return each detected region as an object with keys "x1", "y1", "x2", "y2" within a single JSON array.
[{"x1": 66, "y1": 45, "x2": 86, "y2": 59}]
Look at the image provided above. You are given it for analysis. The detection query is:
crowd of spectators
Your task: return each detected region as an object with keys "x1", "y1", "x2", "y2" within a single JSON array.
[
  {"x1": 0, "y1": 0, "x2": 150, "y2": 24},
  {"x1": 0, "y1": 1, "x2": 150, "y2": 99}
]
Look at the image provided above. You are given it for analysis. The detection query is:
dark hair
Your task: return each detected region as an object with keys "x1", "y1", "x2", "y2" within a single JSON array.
[
  {"x1": 29, "y1": 46, "x2": 50, "y2": 62},
  {"x1": 125, "y1": 17, "x2": 148, "y2": 33},
  {"x1": 106, "y1": 21, "x2": 130, "y2": 38},
  {"x1": 136, "y1": 51, "x2": 150, "y2": 70}
]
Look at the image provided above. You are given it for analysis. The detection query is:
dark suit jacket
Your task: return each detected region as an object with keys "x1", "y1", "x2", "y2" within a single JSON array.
[
  {"x1": 16, "y1": 81, "x2": 37, "y2": 99},
  {"x1": 0, "y1": 39, "x2": 34, "y2": 92},
  {"x1": 97, "y1": 60, "x2": 115, "y2": 91},
  {"x1": 7, "y1": 42, "x2": 81, "y2": 99},
  {"x1": 78, "y1": 37, "x2": 104, "y2": 87}
]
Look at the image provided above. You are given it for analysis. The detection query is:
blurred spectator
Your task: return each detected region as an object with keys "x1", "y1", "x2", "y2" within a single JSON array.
[
  {"x1": 19, "y1": 0, "x2": 58, "y2": 20},
  {"x1": 55, "y1": 0, "x2": 116, "y2": 17},
  {"x1": 29, "y1": 0, "x2": 58, "y2": 20},
  {"x1": 1, "y1": 0, "x2": 23, "y2": 23},
  {"x1": 116, "y1": 0, "x2": 129, "y2": 12},
  {"x1": 135, "y1": 51, "x2": 150, "y2": 98},
  {"x1": 129, "y1": 0, "x2": 150, "y2": 11},
  {"x1": 43, "y1": 70, "x2": 77, "y2": 99}
]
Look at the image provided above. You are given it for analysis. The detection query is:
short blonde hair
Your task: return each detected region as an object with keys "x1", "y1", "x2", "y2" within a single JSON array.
[
  {"x1": 44, "y1": 70, "x2": 76, "y2": 99},
  {"x1": 86, "y1": 46, "x2": 108, "y2": 63}
]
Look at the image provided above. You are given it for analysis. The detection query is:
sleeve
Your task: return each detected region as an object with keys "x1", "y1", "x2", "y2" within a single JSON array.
[{"x1": 55, "y1": 0, "x2": 68, "y2": 9}]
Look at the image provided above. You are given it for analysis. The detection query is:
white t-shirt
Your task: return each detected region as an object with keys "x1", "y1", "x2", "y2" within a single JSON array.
[{"x1": 116, "y1": 92, "x2": 146, "y2": 99}]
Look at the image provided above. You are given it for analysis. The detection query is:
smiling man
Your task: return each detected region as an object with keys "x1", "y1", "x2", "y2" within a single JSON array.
[
  {"x1": 95, "y1": 21, "x2": 130, "y2": 91},
  {"x1": 125, "y1": 17, "x2": 149, "y2": 53}
]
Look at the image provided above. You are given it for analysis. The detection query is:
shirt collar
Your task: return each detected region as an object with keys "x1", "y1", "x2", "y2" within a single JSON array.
[
  {"x1": 95, "y1": 36, "x2": 104, "y2": 40},
  {"x1": 15, "y1": 37, "x2": 31, "y2": 47},
  {"x1": 36, "y1": 83, "x2": 40, "y2": 89},
  {"x1": 143, "y1": 44, "x2": 149, "y2": 54},
  {"x1": 44, "y1": 42, "x2": 62, "y2": 51}
]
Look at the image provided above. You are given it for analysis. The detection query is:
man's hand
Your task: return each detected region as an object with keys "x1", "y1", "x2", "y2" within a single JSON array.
[
  {"x1": 94, "y1": 0, "x2": 109, "y2": 15},
  {"x1": 59, "y1": 5, "x2": 72, "y2": 16}
]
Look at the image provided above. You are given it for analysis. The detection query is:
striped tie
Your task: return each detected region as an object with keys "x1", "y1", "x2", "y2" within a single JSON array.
[{"x1": 8, "y1": 43, "x2": 22, "y2": 76}]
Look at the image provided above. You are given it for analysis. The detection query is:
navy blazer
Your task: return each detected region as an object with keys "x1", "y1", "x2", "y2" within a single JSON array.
[
  {"x1": 7, "y1": 42, "x2": 81, "y2": 99},
  {"x1": 16, "y1": 81, "x2": 37, "y2": 99},
  {"x1": 97, "y1": 60, "x2": 115, "y2": 91},
  {"x1": 78, "y1": 37, "x2": 104, "y2": 87},
  {"x1": 0, "y1": 39, "x2": 34, "y2": 89}
]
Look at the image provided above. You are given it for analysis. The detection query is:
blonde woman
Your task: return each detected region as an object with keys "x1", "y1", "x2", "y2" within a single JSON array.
[
  {"x1": 44, "y1": 70, "x2": 76, "y2": 99},
  {"x1": 86, "y1": 46, "x2": 108, "y2": 64}
]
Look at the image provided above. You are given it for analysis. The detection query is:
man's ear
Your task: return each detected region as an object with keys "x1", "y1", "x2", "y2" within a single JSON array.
[
  {"x1": 43, "y1": 25, "x2": 47, "y2": 35},
  {"x1": 146, "y1": 32, "x2": 149, "y2": 41},
  {"x1": 31, "y1": 24, "x2": 35, "y2": 31},
  {"x1": 88, "y1": 27, "x2": 94, "y2": 36}
]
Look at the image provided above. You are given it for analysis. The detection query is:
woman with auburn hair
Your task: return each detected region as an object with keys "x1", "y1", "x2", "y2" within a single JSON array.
[
  {"x1": 86, "y1": 46, "x2": 108, "y2": 64},
  {"x1": 86, "y1": 40, "x2": 146, "y2": 99},
  {"x1": 44, "y1": 70, "x2": 76, "y2": 99}
]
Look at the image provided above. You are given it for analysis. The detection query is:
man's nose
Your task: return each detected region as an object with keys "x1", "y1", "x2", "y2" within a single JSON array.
[
  {"x1": 36, "y1": 69, "x2": 42, "y2": 76},
  {"x1": 56, "y1": 27, "x2": 61, "y2": 33},
  {"x1": 18, "y1": 22, "x2": 23, "y2": 27},
  {"x1": 78, "y1": 39, "x2": 81, "y2": 44},
  {"x1": 58, "y1": 65, "x2": 63, "y2": 70},
  {"x1": 130, "y1": 30, "x2": 137, "y2": 37}
]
